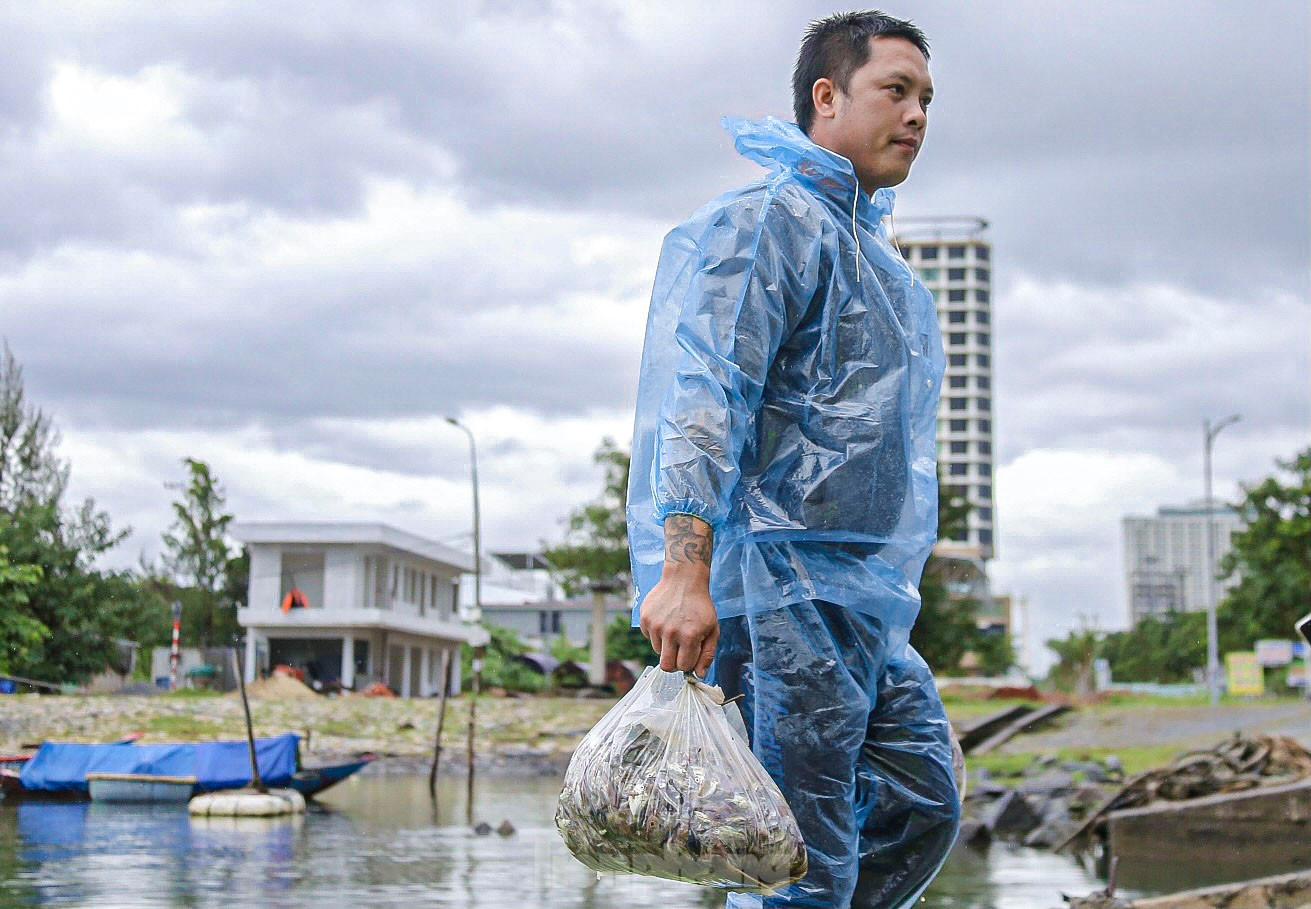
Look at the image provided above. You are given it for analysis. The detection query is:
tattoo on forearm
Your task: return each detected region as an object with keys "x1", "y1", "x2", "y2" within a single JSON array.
[{"x1": 665, "y1": 514, "x2": 713, "y2": 567}]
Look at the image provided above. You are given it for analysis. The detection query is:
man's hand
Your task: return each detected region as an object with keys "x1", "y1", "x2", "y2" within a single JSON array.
[{"x1": 639, "y1": 514, "x2": 719, "y2": 676}]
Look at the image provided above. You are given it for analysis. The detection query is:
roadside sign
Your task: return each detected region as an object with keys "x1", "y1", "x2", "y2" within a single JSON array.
[
  {"x1": 1225, "y1": 651, "x2": 1264, "y2": 697},
  {"x1": 1256, "y1": 640, "x2": 1295, "y2": 667},
  {"x1": 1287, "y1": 661, "x2": 1311, "y2": 688}
]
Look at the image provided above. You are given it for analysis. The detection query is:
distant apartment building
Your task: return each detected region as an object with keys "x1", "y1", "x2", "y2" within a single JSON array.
[
  {"x1": 897, "y1": 218, "x2": 996, "y2": 562},
  {"x1": 1121, "y1": 502, "x2": 1244, "y2": 624}
]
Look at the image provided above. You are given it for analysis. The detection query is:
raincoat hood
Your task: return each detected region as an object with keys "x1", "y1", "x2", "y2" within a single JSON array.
[{"x1": 722, "y1": 116, "x2": 897, "y2": 224}]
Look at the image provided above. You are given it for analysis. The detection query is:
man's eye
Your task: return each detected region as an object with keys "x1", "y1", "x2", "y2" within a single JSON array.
[{"x1": 887, "y1": 85, "x2": 904, "y2": 95}]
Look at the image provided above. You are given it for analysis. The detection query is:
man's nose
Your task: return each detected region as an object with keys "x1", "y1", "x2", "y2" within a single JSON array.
[{"x1": 905, "y1": 103, "x2": 925, "y2": 129}]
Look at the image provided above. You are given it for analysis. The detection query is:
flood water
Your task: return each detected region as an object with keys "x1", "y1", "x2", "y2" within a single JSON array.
[{"x1": 2, "y1": 773, "x2": 1113, "y2": 908}]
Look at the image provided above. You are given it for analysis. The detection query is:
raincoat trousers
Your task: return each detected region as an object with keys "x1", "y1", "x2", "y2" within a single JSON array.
[{"x1": 627, "y1": 117, "x2": 959, "y2": 907}]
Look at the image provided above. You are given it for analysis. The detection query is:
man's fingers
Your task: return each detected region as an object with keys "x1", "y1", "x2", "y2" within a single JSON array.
[
  {"x1": 658, "y1": 632, "x2": 679, "y2": 672},
  {"x1": 695, "y1": 625, "x2": 719, "y2": 678}
]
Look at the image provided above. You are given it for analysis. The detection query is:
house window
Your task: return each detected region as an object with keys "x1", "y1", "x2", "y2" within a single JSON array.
[
  {"x1": 975, "y1": 331, "x2": 991, "y2": 346},
  {"x1": 978, "y1": 507, "x2": 993, "y2": 521},
  {"x1": 949, "y1": 375, "x2": 967, "y2": 388},
  {"x1": 977, "y1": 484, "x2": 993, "y2": 500},
  {"x1": 948, "y1": 289, "x2": 967, "y2": 303},
  {"x1": 976, "y1": 375, "x2": 991, "y2": 390},
  {"x1": 920, "y1": 245, "x2": 940, "y2": 260},
  {"x1": 949, "y1": 419, "x2": 968, "y2": 432},
  {"x1": 975, "y1": 245, "x2": 990, "y2": 261},
  {"x1": 949, "y1": 354, "x2": 967, "y2": 367},
  {"x1": 949, "y1": 397, "x2": 967, "y2": 411},
  {"x1": 975, "y1": 311, "x2": 990, "y2": 325},
  {"x1": 978, "y1": 529, "x2": 994, "y2": 545},
  {"x1": 976, "y1": 354, "x2": 990, "y2": 367},
  {"x1": 947, "y1": 310, "x2": 967, "y2": 324},
  {"x1": 947, "y1": 267, "x2": 967, "y2": 281},
  {"x1": 977, "y1": 462, "x2": 992, "y2": 476},
  {"x1": 947, "y1": 245, "x2": 966, "y2": 259},
  {"x1": 975, "y1": 268, "x2": 990, "y2": 281},
  {"x1": 978, "y1": 441, "x2": 992, "y2": 455},
  {"x1": 949, "y1": 463, "x2": 968, "y2": 476},
  {"x1": 948, "y1": 332, "x2": 967, "y2": 345},
  {"x1": 975, "y1": 289, "x2": 990, "y2": 303},
  {"x1": 978, "y1": 397, "x2": 992, "y2": 411},
  {"x1": 919, "y1": 267, "x2": 940, "y2": 281},
  {"x1": 977, "y1": 419, "x2": 991, "y2": 433},
  {"x1": 950, "y1": 440, "x2": 968, "y2": 454}
]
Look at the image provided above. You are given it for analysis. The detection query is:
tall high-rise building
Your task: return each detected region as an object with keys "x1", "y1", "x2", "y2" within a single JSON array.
[
  {"x1": 897, "y1": 218, "x2": 995, "y2": 561},
  {"x1": 1121, "y1": 502, "x2": 1244, "y2": 624}
]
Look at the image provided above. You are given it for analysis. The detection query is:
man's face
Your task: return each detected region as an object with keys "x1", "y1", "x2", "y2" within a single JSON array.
[{"x1": 811, "y1": 36, "x2": 934, "y2": 193}]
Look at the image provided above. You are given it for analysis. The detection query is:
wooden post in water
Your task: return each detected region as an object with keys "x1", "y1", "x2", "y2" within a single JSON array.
[
  {"x1": 234, "y1": 636, "x2": 266, "y2": 793},
  {"x1": 428, "y1": 649, "x2": 452, "y2": 798},
  {"x1": 466, "y1": 644, "x2": 484, "y2": 825}
]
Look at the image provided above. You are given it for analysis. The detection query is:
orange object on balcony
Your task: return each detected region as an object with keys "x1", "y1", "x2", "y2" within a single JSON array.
[{"x1": 281, "y1": 586, "x2": 309, "y2": 612}]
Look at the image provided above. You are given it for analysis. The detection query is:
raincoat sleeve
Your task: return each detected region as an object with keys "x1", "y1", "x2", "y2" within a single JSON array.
[{"x1": 652, "y1": 191, "x2": 822, "y2": 529}]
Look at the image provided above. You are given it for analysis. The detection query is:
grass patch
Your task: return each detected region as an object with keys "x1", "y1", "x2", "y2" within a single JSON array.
[
  {"x1": 970, "y1": 743, "x2": 1186, "y2": 779},
  {"x1": 145, "y1": 714, "x2": 225, "y2": 739},
  {"x1": 160, "y1": 688, "x2": 223, "y2": 699}
]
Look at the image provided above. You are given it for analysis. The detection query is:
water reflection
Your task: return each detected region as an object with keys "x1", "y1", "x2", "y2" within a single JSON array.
[{"x1": 0, "y1": 775, "x2": 1103, "y2": 909}]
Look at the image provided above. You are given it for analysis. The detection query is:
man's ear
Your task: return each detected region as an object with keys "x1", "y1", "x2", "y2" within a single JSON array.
[{"x1": 811, "y1": 77, "x2": 839, "y2": 122}]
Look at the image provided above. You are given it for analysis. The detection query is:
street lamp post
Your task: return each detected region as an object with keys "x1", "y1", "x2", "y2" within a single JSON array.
[
  {"x1": 1203, "y1": 414, "x2": 1240, "y2": 706},
  {"x1": 445, "y1": 416, "x2": 483, "y2": 825},
  {"x1": 445, "y1": 417, "x2": 481, "y2": 623}
]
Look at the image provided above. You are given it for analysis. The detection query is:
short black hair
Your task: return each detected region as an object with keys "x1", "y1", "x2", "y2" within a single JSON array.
[{"x1": 792, "y1": 10, "x2": 930, "y2": 134}]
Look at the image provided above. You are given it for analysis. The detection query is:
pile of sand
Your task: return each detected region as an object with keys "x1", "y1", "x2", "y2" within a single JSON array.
[{"x1": 237, "y1": 674, "x2": 319, "y2": 700}]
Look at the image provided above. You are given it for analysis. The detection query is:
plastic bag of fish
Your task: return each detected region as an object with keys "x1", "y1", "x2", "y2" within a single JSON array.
[{"x1": 555, "y1": 666, "x2": 807, "y2": 893}]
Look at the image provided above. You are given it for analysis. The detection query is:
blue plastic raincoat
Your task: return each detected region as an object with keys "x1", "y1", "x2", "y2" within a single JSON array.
[{"x1": 626, "y1": 117, "x2": 958, "y2": 908}]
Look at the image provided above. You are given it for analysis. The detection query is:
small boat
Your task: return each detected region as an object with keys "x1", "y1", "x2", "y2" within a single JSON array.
[
  {"x1": 1, "y1": 734, "x2": 374, "y2": 803},
  {"x1": 87, "y1": 773, "x2": 197, "y2": 803}
]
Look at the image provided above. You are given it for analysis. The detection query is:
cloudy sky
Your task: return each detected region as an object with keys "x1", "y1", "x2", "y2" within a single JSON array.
[{"x1": 2, "y1": 1, "x2": 1307, "y2": 673}]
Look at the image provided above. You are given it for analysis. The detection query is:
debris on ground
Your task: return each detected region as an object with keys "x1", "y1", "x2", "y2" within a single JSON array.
[
  {"x1": 237, "y1": 675, "x2": 318, "y2": 700},
  {"x1": 1054, "y1": 733, "x2": 1311, "y2": 853}
]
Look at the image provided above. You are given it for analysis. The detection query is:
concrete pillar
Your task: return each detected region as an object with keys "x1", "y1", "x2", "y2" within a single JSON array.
[
  {"x1": 244, "y1": 631, "x2": 258, "y2": 683},
  {"x1": 420, "y1": 646, "x2": 432, "y2": 697},
  {"x1": 400, "y1": 643, "x2": 413, "y2": 698},
  {"x1": 447, "y1": 646, "x2": 461, "y2": 696},
  {"x1": 589, "y1": 589, "x2": 607, "y2": 686},
  {"x1": 341, "y1": 635, "x2": 355, "y2": 690}
]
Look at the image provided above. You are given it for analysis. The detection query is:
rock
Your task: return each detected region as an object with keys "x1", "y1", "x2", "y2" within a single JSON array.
[
  {"x1": 1020, "y1": 769, "x2": 1076, "y2": 795},
  {"x1": 1023, "y1": 798, "x2": 1073, "y2": 848},
  {"x1": 1033, "y1": 753, "x2": 1061, "y2": 770},
  {"x1": 496, "y1": 819, "x2": 516, "y2": 836},
  {"x1": 954, "y1": 818, "x2": 992, "y2": 850},
  {"x1": 473, "y1": 821, "x2": 493, "y2": 835},
  {"x1": 1103, "y1": 754, "x2": 1123, "y2": 775},
  {"x1": 963, "y1": 780, "x2": 1008, "y2": 803},
  {"x1": 397, "y1": 721, "x2": 415, "y2": 730},
  {"x1": 981, "y1": 789, "x2": 1040, "y2": 840}
]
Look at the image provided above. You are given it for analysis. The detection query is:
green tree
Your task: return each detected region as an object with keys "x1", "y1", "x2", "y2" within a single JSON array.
[
  {"x1": 0, "y1": 544, "x2": 46, "y2": 673},
  {"x1": 541, "y1": 438, "x2": 630, "y2": 596},
  {"x1": 605, "y1": 613, "x2": 658, "y2": 666},
  {"x1": 161, "y1": 458, "x2": 239, "y2": 647},
  {"x1": 1046, "y1": 626, "x2": 1100, "y2": 694},
  {"x1": 913, "y1": 482, "x2": 1013, "y2": 674},
  {"x1": 461, "y1": 625, "x2": 544, "y2": 693},
  {"x1": 1217, "y1": 446, "x2": 1311, "y2": 650},
  {"x1": 1098, "y1": 610, "x2": 1206, "y2": 683},
  {"x1": 0, "y1": 342, "x2": 163, "y2": 683}
]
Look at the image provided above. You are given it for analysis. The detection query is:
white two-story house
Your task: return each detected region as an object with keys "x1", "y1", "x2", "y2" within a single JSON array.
[{"x1": 234, "y1": 522, "x2": 487, "y2": 697}]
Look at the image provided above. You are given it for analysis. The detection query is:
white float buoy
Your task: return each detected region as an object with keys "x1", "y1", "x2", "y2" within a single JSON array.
[{"x1": 188, "y1": 787, "x2": 306, "y2": 817}]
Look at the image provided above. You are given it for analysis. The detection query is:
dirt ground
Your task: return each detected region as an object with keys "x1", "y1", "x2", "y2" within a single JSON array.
[{"x1": 992, "y1": 699, "x2": 1311, "y2": 755}]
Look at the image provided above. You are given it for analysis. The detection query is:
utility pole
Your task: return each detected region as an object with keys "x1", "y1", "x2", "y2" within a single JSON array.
[{"x1": 1203, "y1": 414, "x2": 1240, "y2": 706}]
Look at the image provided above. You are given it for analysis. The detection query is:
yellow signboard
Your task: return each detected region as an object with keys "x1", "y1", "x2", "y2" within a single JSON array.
[{"x1": 1225, "y1": 651, "x2": 1264, "y2": 697}]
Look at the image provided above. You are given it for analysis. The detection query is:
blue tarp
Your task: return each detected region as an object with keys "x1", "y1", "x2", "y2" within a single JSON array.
[{"x1": 19, "y1": 734, "x2": 300, "y2": 793}]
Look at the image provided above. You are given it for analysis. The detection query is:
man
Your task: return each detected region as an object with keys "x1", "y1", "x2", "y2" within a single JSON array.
[{"x1": 627, "y1": 10, "x2": 959, "y2": 909}]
